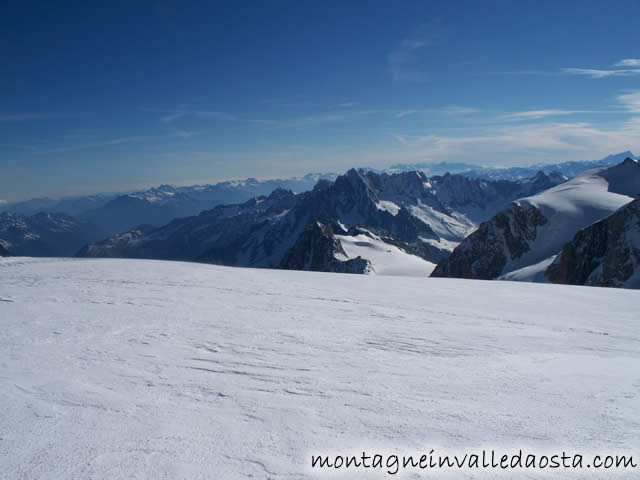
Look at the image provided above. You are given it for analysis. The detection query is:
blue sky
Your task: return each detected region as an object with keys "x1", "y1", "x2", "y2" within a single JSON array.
[{"x1": 2, "y1": 0, "x2": 640, "y2": 201}]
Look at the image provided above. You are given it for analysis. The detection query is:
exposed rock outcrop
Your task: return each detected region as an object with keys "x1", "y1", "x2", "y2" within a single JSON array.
[
  {"x1": 280, "y1": 222, "x2": 370, "y2": 273},
  {"x1": 546, "y1": 198, "x2": 640, "y2": 288}
]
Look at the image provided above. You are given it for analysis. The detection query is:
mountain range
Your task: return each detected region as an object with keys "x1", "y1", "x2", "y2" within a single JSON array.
[
  {"x1": 3, "y1": 153, "x2": 639, "y2": 288},
  {"x1": 77, "y1": 169, "x2": 563, "y2": 272},
  {"x1": 3, "y1": 152, "x2": 634, "y2": 236}
]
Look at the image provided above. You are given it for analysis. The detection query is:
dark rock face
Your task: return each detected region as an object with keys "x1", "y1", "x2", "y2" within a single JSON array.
[
  {"x1": 546, "y1": 198, "x2": 640, "y2": 288},
  {"x1": 280, "y1": 222, "x2": 370, "y2": 273},
  {"x1": 0, "y1": 243, "x2": 10, "y2": 256},
  {"x1": 431, "y1": 203, "x2": 547, "y2": 279},
  {"x1": 0, "y1": 212, "x2": 107, "y2": 257}
]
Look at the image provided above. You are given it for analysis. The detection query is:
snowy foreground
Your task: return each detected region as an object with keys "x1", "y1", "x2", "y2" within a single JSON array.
[{"x1": 1, "y1": 258, "x2": 639, "y2": 479}]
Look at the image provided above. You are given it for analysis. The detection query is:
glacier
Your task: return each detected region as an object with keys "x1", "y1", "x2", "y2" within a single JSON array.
[{"x1": 1, "y1": 257, "x2": 639, "y2": 478}]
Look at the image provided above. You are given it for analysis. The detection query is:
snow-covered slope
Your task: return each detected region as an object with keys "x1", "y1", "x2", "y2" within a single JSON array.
[
  {"x1": 506, "y1": 162, "x2": 635, "y2": 270},
  {"x1": 336, "y1": 229, "x2": 435, "y2": 276},
  {"x1": 433, "y1": 159, "x2": 640, "y2": 281},
  {"x1": 1, "y1": 258, "x2": 638, "y2": 479}
]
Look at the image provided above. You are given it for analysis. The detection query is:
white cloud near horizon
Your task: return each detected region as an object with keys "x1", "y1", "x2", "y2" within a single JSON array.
[
  {"x1": 389, "y1": 118, "x2": 640, "y2": 165},
  {"x1": 615, "y1": 59, "x2": 640, "y2": 67}
]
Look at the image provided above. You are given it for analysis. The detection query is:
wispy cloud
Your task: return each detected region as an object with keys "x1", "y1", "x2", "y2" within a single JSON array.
[
  {"x1": 387, "y1": 21, "x2": 447, "y2": 82},
  {"x1": 173, "y1": 130, "x2": 206, "y2": 139},
  {"x1": 563, "y1": 67, "x2": 640, "y2": 78},
  {"x1": 0, "y1": 143, "x2": 39, "y2": 151},
  {"x1": 46, "y1": 136, "x2": 151, "y2": 153},
  {"x1": 618, "y1": 91, "x2": 640, "y2": 112},
  {"x1": 615, "y1": 58, "x2": 640, "y2": 67},
  {"x1": 251, "y1": 113, "x2": 347, "y2": 128},
  {"x1": 394, "y1": 106, "x2": 478, "y2": 118},
  {"x1": 562, "y1": 58, "x2": 640, "y2": 78},
  {"x1": 0, "y1": 113, "x2": 73, "y2": 122},
  {"x1": 498, "y1": 59, "x2": 640, "y2": 79},
  {"x1": 161, "y1": 112, "x2": 186, "y2": 123},
  {"x1": 388, "y1": 50, "x2": 430, "y2": 82},
  {"x1": 389, "y1": 118, "x2": 640, "y2": 163},
  {"x1": 160, "y1": 110, "x2": 236, "y2": 123},
  {"x1": 258, "y1": 97, "x2": 318, "y2": 108},
  {"x1": 502, "y1": 109, "x2": 595, "y2": 120}
]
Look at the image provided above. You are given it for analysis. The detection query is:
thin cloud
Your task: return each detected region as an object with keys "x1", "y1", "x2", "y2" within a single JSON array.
[
  {"x1": 388, "y1": 121, "x2": 640, "y2": 161},
  {"x1": 563, "y1": 58, "x2": 640, "y2": 78},
  {"x1": 497, "y1": 59, "x2": 640, "y2": 79},
  {"x1": 387, "y1": 20, "x2": 447, "y2": 82},
  {"x1": 251, "y1": 108, "x2": 386, "y2": 128},
  {"x1": 563, "y1": 67, "x2": 640, "y2": 78},
  {"x1": 0, "y1": 113, "x2": 73, "y2": 122},
  {"x1": 336, "y1": 102, "x2": 359, "y2": 108},
  {"x1": 46, "y1": 136, "x2": 151, "y2": 153},
  {"x1": 615, "y1": 59, "x2": 640, "y2": 67},
  {"x1": 394, "y1": 106, "x2": 478, "y2": 118},
  {"x1": 618, "y1": 91, "x2": 640, "y2": 112},
  {"x1": 251, "y1": 114, "x2": 347, "y2": 128},
  {"x1": 441, "y1": 106, "x2": 478, "y2": 115},
  {"x1": 173, "y1": 130, "x2": 205, "y2": 139},
  {"x1": 160, "y1": 110, "x2": 236, "y2": 123},
  {"x1": 161, "y1": 112, "x2": 186, "y2": 123},
  {"x1": 503, "y1": 109, "x2": 592, "y2": 120}
]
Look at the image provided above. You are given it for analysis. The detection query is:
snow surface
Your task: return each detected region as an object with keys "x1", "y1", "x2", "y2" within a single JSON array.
[
  {"x1": 375, "y1": 200, "x2": 401, "y2": 216},
  {"x1": 336, "y1": 233, "x2": 435, "y2": 276},
  {"x1": 499, "y1": 255, "x2": 556, "y2": 283},
  {"x1": 1, "y1": 258, "x2": 640, "y2": 479}
]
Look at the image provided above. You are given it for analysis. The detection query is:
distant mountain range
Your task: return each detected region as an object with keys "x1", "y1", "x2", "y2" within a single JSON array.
[
  {"x1": 0, "y1": 212, "x2": 106, "y2": 257},
  {"x1": 389, "y1": 151, "x2": 637, "y2": 181},
  {"x1": 3, "y1": 152, "x2": 634, "y2": 237},
  {"x1": 1, "y1": 174, "x2": 336, "y2": 235},
  {"x1": 78, "y1": 169, "x2": 563, "y2": 272},
  {"x1": 432, "y1": 158, "x2": 640, "y2": 288}
]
